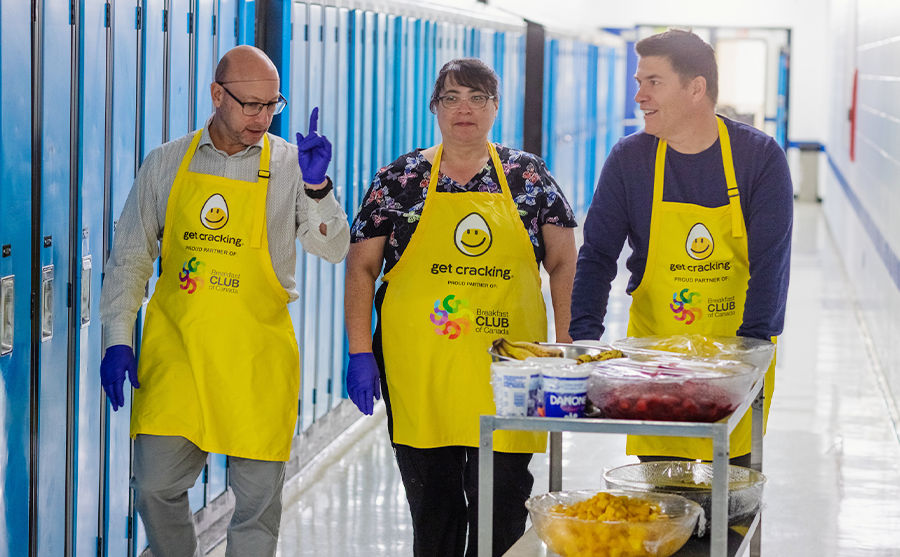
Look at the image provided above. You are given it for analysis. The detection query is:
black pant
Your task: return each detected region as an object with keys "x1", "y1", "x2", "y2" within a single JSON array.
[
  {"x1": 373, "y1": 283, "x2": 534, "y2": 556},
  {"x1": 393, "y1": 444, "x2": 534, "y2": 557}
]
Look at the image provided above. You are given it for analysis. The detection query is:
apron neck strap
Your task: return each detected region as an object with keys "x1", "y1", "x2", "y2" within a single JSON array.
[
  {"x1": 653, "y1": 116, "x2": 745, "y2": 238},
  {"x1": 427, "y1": 142, "x2": 511, "y2": 196},
  {"x1": 179, "y1": 130, "x2": 205, "y2": 176},
  {"x1": 717, "y1": 117, "x2": 745, "y2": 238}
]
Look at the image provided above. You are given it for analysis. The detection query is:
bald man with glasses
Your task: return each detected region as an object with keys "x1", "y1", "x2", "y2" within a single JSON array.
[{"x1": 99, "y1": 45, "x2": 349, "y2": 556}]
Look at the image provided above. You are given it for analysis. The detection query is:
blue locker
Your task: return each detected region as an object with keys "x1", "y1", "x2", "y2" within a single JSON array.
[
  {"x1": 423, "y1": 20, "x2": 436, "y2": 144},
  {"x1": 583, "y1": 44, "x2": 599, "y2": 213},
  {"x1": 360, "y1": 11, "x2": 375, "y2": 197},
  {"x1": 542, "y1": 38, "x2": 556, "y2": 171},
  {"x1": 0, "y1": 1, "x2": 33, "y2": 554},
  {"x1": 335, "y1": 7, "x2": 351, "y2": 218},
  {"x1": 303, "y1": 3, "x2": 327, "y2": 423},
  {"x1": 74, "y1": 1, "x2": 108, "y2": 555},
  {"x1": 399, "y1": 16, "x2": 415, "y2": 157},
  {"x1": 169, "y1": 0, "x2": 193, "y2": 139},
  {"x1": 510, "y1": 32, "x2": 525, "y2": 148},
  {"x1": 217, "y1": 0, "x2": 239, "y2": 54},
  {"x1": 332, "y1": 8, "x2": 356, "y2": 405},
  {"x1": 465, "y1": 26, "x2": 478, "y2": 59},
  {"x1": 373, "y1": 12, "x2": 387, "y2": 174},
  {"x1": 107, "y1": 1, "x2": 141, "y2": 554},
  {"x1": 411, "y1": 18, "x2": 424, "y2": 148},
  {"x1": 323, "y1": 5, "x2": 344, "y2": 412},
  {"x1": 349, "y1": 10, "x2": 364, "y2": 211},
  {"x1": 606, "y1": 46, "x2": 623, "y2": 156},
  {"x1": 492, "y1": 30, "x2": 505, "y2": 143},
  {"x1": 195, "y1": 0, "x2": 217, "y2": 129},
  {"x1": 388, "y1": 15, "x2": 402, "y2": 161},
  {"x1": 35, "y1": 0, "x2": 74, "y2": 553},
  {"x1": 142, "y1": 0, "x2": 165, "y2": 158},
  {"x1": 289, "y1": 2, "x2": 313, "y2": 432},
  {"x1": 237, "y1": 0, "x2": 254, "y2": 45}
]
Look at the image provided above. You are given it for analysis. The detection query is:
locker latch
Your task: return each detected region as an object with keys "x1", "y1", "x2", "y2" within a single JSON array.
[
  {"x1": 81, "y1": 255, "x2": 92, "y2": 327},
  {"x1": 1, "y1": 275, "x2": 13, "y2": 355},
  {"x1": 41, "y1": 265, "x2": 54, "y2": 342}
]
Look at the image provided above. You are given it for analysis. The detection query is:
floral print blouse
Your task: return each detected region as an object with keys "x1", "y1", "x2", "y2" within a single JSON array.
[{"x1": 350, "y1": 144, "x2": 577, "y2": 274}]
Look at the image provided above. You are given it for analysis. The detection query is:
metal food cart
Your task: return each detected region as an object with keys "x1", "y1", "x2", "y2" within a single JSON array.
[{"x1": 478, "y1": 377, "x2": 765, "y2": 557}]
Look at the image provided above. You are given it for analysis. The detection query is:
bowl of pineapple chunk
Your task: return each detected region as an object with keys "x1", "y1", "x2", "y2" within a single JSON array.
[{"x1": 526, "y1": 489, "x2": 702, "y2": 557}]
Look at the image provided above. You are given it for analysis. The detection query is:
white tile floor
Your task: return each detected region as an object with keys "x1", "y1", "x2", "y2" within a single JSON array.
[{"x1": 211, "y1": 202, "x2": 900, "y2": 556}]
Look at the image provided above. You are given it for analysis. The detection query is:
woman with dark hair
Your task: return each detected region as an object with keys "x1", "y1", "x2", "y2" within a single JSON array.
[{"x1": 343, "y1": 58, "x2": 577, "y2": 556}]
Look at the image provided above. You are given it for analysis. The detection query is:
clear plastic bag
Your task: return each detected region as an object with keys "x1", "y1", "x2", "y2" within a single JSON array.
[{"x1": 610, "y1": 334, "x2": 775, "y2": 374}]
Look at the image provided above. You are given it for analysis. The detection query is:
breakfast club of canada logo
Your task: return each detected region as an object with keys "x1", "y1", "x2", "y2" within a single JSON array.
[
  {"x1": 670, "y1": 288, "x2": 702, "y2": 325},
  {"x1": 179, "y1": 257, "x2": 205, "y2": 294},
  {"x1": 430, "y1": 294, "x2": 473, "y2": 339}
]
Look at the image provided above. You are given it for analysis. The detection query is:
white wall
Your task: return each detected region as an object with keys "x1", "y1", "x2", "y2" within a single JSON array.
[
  {"x1": 823, "y1": 0, "x2": 900, "y2": 427},
  {"x1": 427, "y1": 0, "x2": 832, "y2": 144}
]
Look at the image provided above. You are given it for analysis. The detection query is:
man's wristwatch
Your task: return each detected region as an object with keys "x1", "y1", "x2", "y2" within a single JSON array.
[{"x1": 304, "y1": 176, "x2": 333, "y2": 199}]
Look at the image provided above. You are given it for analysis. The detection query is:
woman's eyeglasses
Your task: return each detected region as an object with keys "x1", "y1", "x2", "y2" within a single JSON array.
[{"x1": 437, "y1": 94, "x2": 495, "y2": 110}]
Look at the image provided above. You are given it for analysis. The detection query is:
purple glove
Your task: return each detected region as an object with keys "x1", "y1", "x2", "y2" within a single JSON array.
[
  {"x1": 295, "y1": 107, "x2": 332, "y2": 185},
  {"x1": 100, "y1": 344, "x2": 140, "y2": 411},
  {"x1": 346, "y1": 352, "x2": 381, "y2": 416}
]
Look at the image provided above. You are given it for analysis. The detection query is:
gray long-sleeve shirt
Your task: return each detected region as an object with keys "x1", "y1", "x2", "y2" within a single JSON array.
[{"x1": 100, "y1": 125, "x2": 350, "y2": 350}]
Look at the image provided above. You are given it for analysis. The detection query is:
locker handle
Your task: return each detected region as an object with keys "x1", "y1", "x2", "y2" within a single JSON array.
[
  {"x1": 81, "y1": 256, "x2": 92, "y2": 327},
  {"x1": 1, "y1": 275, "x2": 13, "y2": 355},
  {"x1": 41, "y1": 265, "x2": 54, "y2": 342}
]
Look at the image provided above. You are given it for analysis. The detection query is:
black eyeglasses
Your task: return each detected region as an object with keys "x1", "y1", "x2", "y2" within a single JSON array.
[
  {"x1": 216, "y1": 81, "x2": 287, "y2": 116},
  {"x1": 437, "y1": 94, "x2": 495, "y2": 110}
]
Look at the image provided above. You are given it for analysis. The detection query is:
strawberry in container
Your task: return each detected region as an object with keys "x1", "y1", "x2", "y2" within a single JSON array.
[{"x1": 585, "y1": 357, "x2": 762, "y2": 422}]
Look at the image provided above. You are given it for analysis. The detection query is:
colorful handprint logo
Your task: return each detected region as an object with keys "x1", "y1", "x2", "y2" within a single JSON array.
[
  {"x1": 430, "y1": 294, "x2": 473, "y2": 339},
  {"x1": 670, "y1": 288, "x2": 702, "y2": 325},
  {"x1": 179, "y1": 257, "x2": 205, "y2": 294}
]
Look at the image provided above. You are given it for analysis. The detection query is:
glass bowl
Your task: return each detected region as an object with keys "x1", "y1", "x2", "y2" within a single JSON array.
[
  {"x1": 586, "y1": 357, "x2": 762, "y2": 422},
  {"x1": 526, "y1": 489, "x2": 702, "y2": 557},
  {"x1": 604, "y1": 461, "x2": 766, "y2": 533}
]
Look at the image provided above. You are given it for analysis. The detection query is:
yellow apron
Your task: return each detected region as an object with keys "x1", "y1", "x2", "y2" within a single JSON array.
[
  {"x1": 625, "y1": 117, "x2": 775, "y2": 459},
  {"x1": 131, "y1": 130, "x2": 300, "y2": 462},
  {"x1": 381, "y1": 144, "x2": 548, "y2": 452}
]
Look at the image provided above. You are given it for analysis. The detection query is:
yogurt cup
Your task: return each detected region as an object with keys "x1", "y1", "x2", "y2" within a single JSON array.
[
  {"x1": 491, "y1": 361, "x2": 541, "y2": 417},
  {"x1": 525, "y1": 357, "x2": 578, "y2": 416},
  {"x1": 541, "y1": 364, "x2": 590, "y2": 418}
]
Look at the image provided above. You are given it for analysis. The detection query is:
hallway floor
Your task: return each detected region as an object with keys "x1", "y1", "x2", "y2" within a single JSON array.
[{"x1": 213, "y1": 202, "x2": 900, "y2": 556}]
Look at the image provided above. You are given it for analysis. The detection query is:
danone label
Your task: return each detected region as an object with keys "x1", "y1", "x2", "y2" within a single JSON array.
[{"x1": 543, "y1": 375, "x2": 588, "y2": 418}]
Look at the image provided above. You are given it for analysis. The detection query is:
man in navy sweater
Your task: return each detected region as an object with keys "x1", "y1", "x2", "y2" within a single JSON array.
[{"x1": 569, "y1": 29, "x2": 792, "y2": 463}]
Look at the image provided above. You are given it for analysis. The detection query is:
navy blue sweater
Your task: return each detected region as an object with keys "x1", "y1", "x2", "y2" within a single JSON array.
[{"x1": 569, "y1": 117, "x2": 793, "y2": 341}]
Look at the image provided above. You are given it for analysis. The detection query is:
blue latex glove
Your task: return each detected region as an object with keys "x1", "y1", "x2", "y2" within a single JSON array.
[
  {"x1": 346, "y1": 352, "x2": 381, "y2": 416},
  {"x1": 295, "y1": 107, "x2": 332, "y2": 185},
  {"x1": 100, "y1": 344, "x2": 139, "y2": 411}
]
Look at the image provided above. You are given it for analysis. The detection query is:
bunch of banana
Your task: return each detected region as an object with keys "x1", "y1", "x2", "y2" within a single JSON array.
[
  {"x1": 492, "y1": 338, "x2": 564, "y2": 360},
  {"x1": 575, "y1": 349, "x2": 625, "y2": 364}
]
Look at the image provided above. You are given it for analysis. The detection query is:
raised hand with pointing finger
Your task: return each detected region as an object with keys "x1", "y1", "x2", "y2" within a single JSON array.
[{"x1": 295, "y1": 107, "x2": 332, "y2": 186}]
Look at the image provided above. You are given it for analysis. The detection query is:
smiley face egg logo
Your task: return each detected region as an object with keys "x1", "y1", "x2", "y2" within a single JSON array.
[
  {"x1": 454, "y1": 212, "x2": 492, "y2": 257},
  {"x1": 200, "y1": 194, "x2": 229, "y2": 230},
  {"x1": 685, "y1": 222, "x2": 714, "y2": 260}
]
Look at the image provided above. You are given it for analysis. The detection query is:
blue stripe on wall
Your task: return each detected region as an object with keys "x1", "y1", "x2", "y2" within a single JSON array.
[{"x1": 825, "y1": 150, "x2": 900, "y2": 292}]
